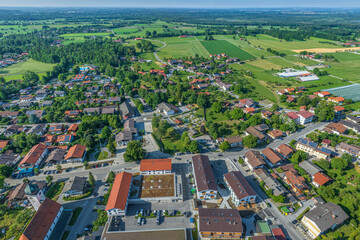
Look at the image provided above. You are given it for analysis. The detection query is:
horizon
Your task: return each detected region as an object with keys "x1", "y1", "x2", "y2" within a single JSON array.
[{"x1": 0, "y1": 0, "x2": 359, "y2": 8}]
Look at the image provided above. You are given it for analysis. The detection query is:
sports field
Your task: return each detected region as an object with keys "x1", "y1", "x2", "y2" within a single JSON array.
[
  {"x1": 0, "y1": 58, "x2": 55, "y2": 77},
  {"x1": 200, "y1": 40, "x2": 255, "y2": 60}
]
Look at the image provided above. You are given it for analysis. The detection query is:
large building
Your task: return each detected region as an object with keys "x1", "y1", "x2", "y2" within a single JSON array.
[
  {"x1": 20, "y1": 198, "x2": 63, "y2": 240},
  {"x1": 224, "y1": 171, "x2": 257, "y2": 206},
  {"x1": 192, "y1": 155, "x2": 218, "y2": 200},
  {"x1": 18, "y1": 144, "x2": 49, "y2": 173},
  {"x1": 105, "y1": 172, "x2": 132, "y2": 217},
  {"x1": 140, "y1": 158, "x2": 172, "y2": 175},
  {"x1": 302, "y1": 202, "x2": 349, "y2": 239},
  {"x1": 295, "y1": 138, "x2": 332, "y2": 159},
  {"x1": 198, "y1": 208, "x2": 243, "y2": 239}
]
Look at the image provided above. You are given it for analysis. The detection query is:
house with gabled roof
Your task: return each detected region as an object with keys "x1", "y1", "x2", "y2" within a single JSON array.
[
  {"x1": 64, "y1": 144, "x2": 86, "y2": 163},
  {"x1": 140, "y1": 159, "x2": 172, "y2": 175},
  {"x1": 244, "y1": 150, "x2": 266, "y2": 171},
  {"x1": 224, "y1": 171, "x2": 257, "y2": 206},
  {"x1": 192, "y1": 155, "x2": 218, "y2": 200}
]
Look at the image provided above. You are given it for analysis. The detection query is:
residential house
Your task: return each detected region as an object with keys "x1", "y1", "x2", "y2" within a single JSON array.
[
  {"x1": 45, "y1": 148, "x2": 67, "y2": 164},
  {"x1": 35, "y1": 89, "x2": 48, "y2": 100},
  {"x1": 297, "y1": 111, "x2": 315, "y2": 125},
  {"x1": 314, "y1": 91, "x2": 330, "y2": 98},
  {"x1": 49, "y1": 125, "x2": 65, "y2": 134},
  {"x1": 284, "y1": 169, "x2": 308, "y2": 197},
  {"x1": 67, "y1": 123, "x2": 79, "y2": 133},
  {"x1": 346, "y1": 115, "x2": 360, "y2": 124},
  {"x1": 20, "y1": 95, "x2": 33, "y2": 102},
  {"x1": 244, "y1": 151, "x2": 266, "y2": 171},
  {"x1": 0, "y1": 140, "x2": 9, "y2": 151},
  {"x1": 302, "y1": 202, "x2": 348, "y2": 239},
  {"x1": 115, "y1": 119, "x2": 137, "y2": 146},
  {"x1": 18, "y1": 144, "x2": 49, "y2": 173},
  {"x1": 8, "y1": 181, "x2": 46, "y2": 208},
  {"x1": 224, "y1": 171, "x2": 257, "y2": 206},
  {"x1": 192, "y1": 155, "x2": 218, "y2": 200},
  {"x1": 245, "y1": 126, "x2": 267, "y2": 143},
  {"x1": 41, "y1": 100, "x2": 53, "y2": 107},
  {"x1": 333, "y1": 106, "x2": 345, "y2": 116},
  {"x1": 299, "y1": 160, "x2": 323, "y2": 176},
  {"x1": 84, "y1": 107, "x2": 101, "y2": 115},
  {"x1": 54, "y1": 91, "x2": 65, "y2": 97},
  {"x1": 65, "y1": 110, "x2": 82, "y2": 118},
  {"x1": 157, "y1": 102, "x2": 179, "y2": 116},
  {"x1": 19, "y1": 101, "x2": 33, "y2": 109},
  {"x1": 28, "y1": 124, "x2": 46, "y2": 136},
  {"x1": 262, "y1": 148, "x2": 285, "y2": 167},
  {"x1": 336, "y1": 142, "x2": 360, "y2": 158},
  {"x1": 20, "y1": 198, "x2": 63, "y2": 240},
  {"x1": 328, "y1": 97, "x2": 345, "y2": 105},
  {"x1": 64, "y1": 144, "x2": 86, "y2": 163},
  {"x1": 295, "y1": 138, "x2": 332, "y2": 159},
  {"x1": 63, "y1": 177, "x2": 87, "y2": 197},
  {"x1": 322, "y1": 122, "x2": 347, "y2": 135},
  {"x1": 339, "y1": 120, "x2": 360, "y2": 133},
  {"x1": 198, "y1": 208, "x2": 243, "y2": 239},
  {"x1": 312, "y1": 172, "x2": 332, "y2": 187},
  {"x1": 26, "y1": 110, "x2": 45, "y2": 119},
  {"x1": 254, "y1": 168, "x2": 287, "y2": 196},
  {"x1": 224, "y1": 136, "x2": 243, "y2": 148},
  {"x1": 105, "y1": 172, "x2": 132, "y2": 216},
  {"x1": 56, "y1": 134, "x2": 75, "y2": 144},
  {"x1": 140, "y1": 159, "x2": 172, "y2": 175},
  {"x1": 268, "y1": 130, "x2": 284, "y2": 139},
  {"x1": 0, "y1": 111, "x2": 20, "y2": 118},
  {"x1": 119, "y1": 102, "x2": 135, "y2": 119}
]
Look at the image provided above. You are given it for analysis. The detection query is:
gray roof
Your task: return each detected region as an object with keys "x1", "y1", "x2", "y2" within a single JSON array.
[
  {"x1": 192, "y1": 155, "x2": 217, "y2": 192},
  {"x1": 68, "y1": 176, "x2": 87, "y2": 192},
  {"x1": 254, "y1": 168, "x2": 287, "y2": 196},
  {"x1": 28, "y1": 124, "x2": 46, "y2": 135},
  {"x1": 339, "y1": 120, "x2": 360, "y2": 132},
  {"x1": 157, "y1": 102, "x2": 178, "y2": 113},
  {"x1": 46, "y1": 149, "x2": 67, "y2": 163},
  {"x1": 120, "y1": 102, "x2": 134, "y2": 117},
  {"x1": 115, "y1": 131, "x2": 133, "y2": 142},
  {"x1": 304, "y1": 202, "x2": 349, "y2": 232},
  {"x1": 224, "y1": 171, "x2": 257, "y2": 200},
  {"x1": 299, "y1": 161, "x2": 322, "y2": 176}
]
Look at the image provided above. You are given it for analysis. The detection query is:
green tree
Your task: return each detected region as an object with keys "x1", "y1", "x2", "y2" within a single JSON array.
[
  {"x1": 101, "y1": 126, "x2": 111, "y2": 139},
  {"x1": 107, "y1": 139, "x2": 116, "y2": 155},
  {"x1": 124, "y1": 140, "x2": 146, "y2": 162},
  {"x1": 342, "y1": 153, "x2": 353, "y2": 163},
  {"x1": 0, "y1": 165, "x2": 12, "y2": 178},
  {"x1": 212, "y1": 102, "x2": 222, "y2": 113},
  {"x1": 197, "y1": 94, "x2": 209, "y2": 109},
  {"x1": 152, "y1": 115, "x2": 160, "y2": 128},
  {"x1": 242, "y1": 135, "x2": 258, "y2": 148},
  {"x1": 73, "y1": 66, "x2": 80, "y2": 74},
  {"x1": 307, "y1": 132, "x2": 319, "y2": 142},
  {"x1": 89, "y1": 172, "x2": 95, "y2": 186},
  {"x1": 46, "y1": 175, "x2": 53, "y2": 184},
  {"x1": 106, "y1": 171, "x2": 115, "y2": 183},
  {"x1": 219, "y1": 141, "x2": 231, "y2": 151},
  {"x1": 189, "y1": 141, "x2": 199, "y2": 152},
  {"x1": 331, "y1": 158, "x2": 348, "y2": 170}
]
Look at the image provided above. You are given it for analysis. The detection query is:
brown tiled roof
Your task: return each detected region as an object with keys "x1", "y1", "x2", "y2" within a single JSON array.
[
  {"x1": 276, "y1": 144, "x2": 294, "y2": 158},
  {"x1": 192, "y1": 155, "x2": 217, "y2": 192},
  {"x1": 64, "y1": 144, "x2": 86, "y2": 160},
  {"x1": 244, "y1": 150, "x2": 266, "y2": 169},
  {"x1": 262, "y1": 148, "x2": 284, "y2": 165},
  {"x1": 106, "y1": 172, "x2": 132, "y2": 211},
  {"x1": 246, "y1": 126, "x2": 266, "y2": 140},
  {"x1": 224, "y1": 171, "x2": 257, "y2": 200},
  {"x1": 140, "y1": 159, "x2": 172, "y2": 172},
  {"x1": 20, "y1": 198, "x2": 62, "y2": 240},
  {"x1": 0, "y1": 140, "x2": 9, "y2": 149},
  {"x1": 313, "y1": 172, "x2": 332, "y2": 186},
  {"x1": 198, "y1": 208, "x2": 243, "y2": 234},
  {"x1": 268, "y1": 130, "x2": 284, "y2": 138},
  {"x1": 225, "y1": 136, "x2": 243, "y2": 144},
  {"x1": 19, "y1": 144, "x2": 47, "y2": 166},
  {"x1": 68, "y1": 123, "x2": 79, "y2": 132}
]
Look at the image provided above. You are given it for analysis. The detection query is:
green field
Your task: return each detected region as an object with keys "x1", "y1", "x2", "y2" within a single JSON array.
[
  {"x1": 157, "y1": 37, "x2": 210, "y2": 58},
  {"x1": 60, "y1": 32, "x2": 111, "y2": 44},
  {"x1": 200, "y1": 40, "x2": 255, "y2": 60},
  {"x1": 0, "y1": 58, "x2": 55, "y2": 77}
]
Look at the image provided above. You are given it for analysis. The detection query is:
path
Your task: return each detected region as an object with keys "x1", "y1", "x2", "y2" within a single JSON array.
[{"x1": 147, "y1": 39, "x2": 167, "y2": 65}]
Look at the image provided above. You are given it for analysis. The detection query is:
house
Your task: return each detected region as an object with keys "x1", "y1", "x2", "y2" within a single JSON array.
[
  {"x1": 276, "y1": 144, "x2": 295, "y2": 159},
  {"x1": 45, "y1": 148, "x2": 67, "y2": 164},
  {"x1": 105, "y1": 172, "x2": 132, "y2": 216},
  {"x1": 40, "y1": 133, "x2": 57, "y2": 146},
  {"x1": 297, "y1": 111, "x2": 315, "y2": 125},
  {"x1": 236, "y1": 98, "x2": 257, "y2": 108},
  {"x1": 299, "y1": 160, "x2": 323, "y2": 176},
  {"x1": 262, "y1": 148, "x2": 285, "y2": 167},
  {"x1": 20, "y1": 95, "x2": 33, "y2": 102},
  {"x1": 224, "y1": 171, "x2": 257, "y2": 206},
  {"x1": 284, "y1": 169, "x2": 308, "y2": 196},
  {"x1": 119, "y1": 102, "x2": 135, "y2": 119},
  {"x1": 268, "y1": 130, "x2": 284, "y2": 139},
  {"x1": 339, "y1": 120, "x2": 360, "y2": 133},
  {"x1": 0, "y1": 151, "x2": 18, "y2": 166},
  {"x1": 49, "y1": 125, "x2": 65, "y2": 134},
  {"x1": 54, "y1": 91, "x2": 65, "y2": 97},
  {"x1": 302, "y1": 202, "x2": 348, "y2": 239},
  {"x1": 244, "y1": 151, "x2": 266, "y2": 171},
  {"x1": 35, "y1": 89, "x2": 48, "y2": 100},
  {"x1": 322, "y1": 122, "x2": 347, "y2": 135},
  {"x1": 336, "y1": 142, "x2": 360, "y2": 158},
  {"x1": 28, "y1": 124, "x2": 46, "y2": 136},
  {"x1": 245, "y1": 126, "x2": 267, "y2": 143},
  {"x1": 67, "y1": 123, "x2": 79, "y2": 133},
  {"x1": 157, "y1": 102, "x2": 179, "y2": 116},
  {"x1": 192, "y1": 155, "x2": 218, "y2": 200},
  {"x1": 328, "y1": 97, "x2": 345, "y2": 105},
  {"x1": 312, "y1": 172, "x2": 332, "y2": 187},
  {"x1": 198, "y1": 208, "x2": 243, "y2": 239},
  {"x1": 103, "y1": 82, "x2": 115, "y2": 90},
  {"x1": 244, "y1": 107, "x2": 256, "y2": 114},
  {"x1": 261, "y1": 110, "x2": 273, "y2": 119},
  {"x1": 64, "y1": 144, "x2": 86, "y2": 163},
  {"x1": 346, "y1": 115, "x2": 360, "y2": 124},
  {"x1": 140, "y1": 159, "x2": 172, "y2": 175},
  {"x1": 314, "y1": 91, "x2": 330, "y2": 98},
  {"x1": 0, "y1": 140, "x2": 10, "y2": 151},
  {"x1": 19, "y1": 101, "x2": 33, "y2": 109},
  {"x1": 3, "y1": 125, "x2": 26, "y2": 137},
  {"x1": 254, "y1": 168, "x2": 287, "y2": 196},
  {"x1": 41, "y1": 100, "x2": 53, "y2": 107},
  {"x1": 102, "y1": 107, "x2": 116, "y2": 115},
  {"x1": 65, "y1": 110, "x2": 82, "y2": 118},
  {"x1": 20, "y1": 198, "x2": 63, "y2": 240},
  {"x1": 26, "y1": 110, "x2": 45, "y2": 119},
  {"x1": 18, "y1": 144, "x2": 49, "y2": 173},
  {"x1": 216, "y1": 80, "x2": 233, "y2": 91},
  {"x1": 224, "y1": 136, "x2": 243, "y2": 148},
  {"x1": 271, "y1": 226, "x2": 286, "y2": 240},
  {"x1": 295, "y1": 138, "x2": 332, "y2": 159},
  {"x1": 84, "y1": 107, "x2": 101, "y2": 115},
  {"x1": 115, "y1": 119, "x2": 137, "y2": 146},
  {"x1": 0, "y1": 111, "x2": 20, "y2": 118},
  {"x1": 63, "y1": 177, "x2": 87, "y2": 197},
  {"x1": 56, "y1": 134, "x2": 75, "y2": 144},
  {"x1": 8, "y1": 181, "x2": 46, "y2": 208},
  {"x1": 333, "y1": 106, "x2": 345, "y2": 115}
]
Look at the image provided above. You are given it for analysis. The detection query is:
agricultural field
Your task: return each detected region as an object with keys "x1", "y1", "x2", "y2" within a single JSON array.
[
  {"x1": 200, "y1": 40, "x2": 255, "y2": 60},
  {"x1": 157, "y1": 36, "x2": 209, "y2": 58},
  {"x1": 60, "y1": 32, "x2": 111, "y2": 44},
  {"x1": 0, "y1": 59, "x2": 56, "y2": 78}
]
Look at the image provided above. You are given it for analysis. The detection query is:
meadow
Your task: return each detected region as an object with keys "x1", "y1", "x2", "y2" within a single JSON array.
[
  {"x1": 200, "y1": 40, "x2": 255, "y2": 60},
  {"x1": 156, "y1": 37, "x2": 210, "y2": 58}
]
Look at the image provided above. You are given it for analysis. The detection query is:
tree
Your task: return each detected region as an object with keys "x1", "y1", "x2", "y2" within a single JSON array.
[
  {"x1": 56, "y1": 165, "x2": 61, "y2": 171},
  {"x1": 107, "y1": 139, "x2": 116, "y2": 155},
  {"x1": 101, "y1": 126, "x2": 111, "y2": 139},
  {"x1": 152, "y1": 115, "x2": 160, "y2": 128},
  {"x1": 106, "y1": 171, "x2": 115, "y2": 183},
  {"x1": 0, "y1": 165, "x2": 12, "y2": 178},
  {"x1": 181, "y1": 131, "x2": 189, "y2": 142},
  {"x1": 89, "y1": 172, "x2": 95, "y2": 186},
  {"x1": 197, "y1": 94, "x2": 209, "y2": 109},
  {"x1": 189, "y1": 141, "x2": 199, "y2": 152},
  {"x1": 29, "y1": 114, "x2": 39, "y2": 124},
  {"x1": 307, "y1": 132, "x2": 319, "y2": 142},
  {"x1": 342, "y1": 153, "x2": 353, "y2": 163},
  {"x1": 331, "y1": 158, "x2": 348, "y2": 170},
  {"x1": 200, "y1": 125, "x2": 206, "y2": 134},
  {"x1": 73, "y1": 66, "x2": 80, "y2": 74},
  {"x1": 58, "y1": 73, "x2": 66, "y2": 82},
  {"x1": 242, "y1": 135, "x2": 258, "y2": 148},
  {"x1": 46, "y1": 175, "x2": 53, "y2": 184},
  {"x1": 124, "y1": 140, "x2": 146, "y2": 162},
  {"x1": 219, "y1": 141, "x2": 231, "y2": 151},
  {"x1": 212, "y1": 102, "x2": 222, "y2": 113}
]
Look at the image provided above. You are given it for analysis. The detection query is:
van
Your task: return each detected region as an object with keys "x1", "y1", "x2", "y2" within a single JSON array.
[
  {"x1": 156, "y1": 214, "x2": 161, "y2": 225},
  {"x1": 137, "y1": 217, "x2": 142, "y2": 226}
]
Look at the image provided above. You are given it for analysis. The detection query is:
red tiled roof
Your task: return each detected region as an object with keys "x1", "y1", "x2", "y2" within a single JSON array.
[
  {"x1": 68, "y1": 124, "x2": 79, "y2": 132},
  {"x1": 287, "y1": 112, "x2": 299, "y2": 120},
  {"x1": 19, "y1": 144, "x2": 47, "y2": 166},
  {"x1": 140, "y1": 159, "x2": 172, "y2": 172},
  {"x1": 64, "y1": 144, "x2": 86, "y2": 160},
  {"x1": 333, "y1": 106, "x2": 345, "y2": 112},
  {"x1": 272, "y1": 227, "x2": 286, "y2": 240},
  {"x1": 20, "y1": 198, "x2": 62, "y2": 240},
  {"x1": 0, "y1": 140, "x2": 10, "y2": 149},
  {"x1": 297, "y1": 110, "x2": 314, "y2": 119},
  {"x1": 105, "y1": 172, "x2": 132, "y2": 211},
  {"x1": 313, "y1": 172, "x2": 332, "y2": 186}
]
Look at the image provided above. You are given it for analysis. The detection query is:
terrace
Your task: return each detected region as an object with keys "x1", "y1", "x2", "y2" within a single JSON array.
[{"x1": 138, "y1": 174, "x2": 175, "y2": 198}]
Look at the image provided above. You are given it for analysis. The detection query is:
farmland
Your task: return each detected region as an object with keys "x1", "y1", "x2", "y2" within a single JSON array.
[
  {"x1": 156, "y1": 37, "x2": 210, "y2": 58},
  {"x1": 0, "y1": 58, "x2": 55, "y2": 78},
  {"x1": 200, "y1": 40, "x2": 255, "y2": 60}
]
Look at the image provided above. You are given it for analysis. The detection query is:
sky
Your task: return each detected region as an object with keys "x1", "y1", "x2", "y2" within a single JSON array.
[{"x1": 0, "y1": 0, "x2": 359, "y2": 8}]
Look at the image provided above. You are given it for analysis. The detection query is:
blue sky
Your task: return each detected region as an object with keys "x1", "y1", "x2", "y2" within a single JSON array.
[{"x1": 0, "y1": 0, "x2": 359, "y2": 8}]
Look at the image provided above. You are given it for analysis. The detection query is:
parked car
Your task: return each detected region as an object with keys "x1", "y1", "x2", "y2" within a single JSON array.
[{"x1": 292, "y1": 220, "x2": 298, "y2": 224}]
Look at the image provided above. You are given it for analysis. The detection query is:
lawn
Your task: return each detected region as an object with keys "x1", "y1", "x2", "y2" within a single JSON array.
[
  {"x1": 0, "y1": 58, "x2": 55, "y2": 76},
  {"x1": 157, "y1": 36, "x2": 209, "y2": 58},
  {"x1": 95, "y1": 151, "x2": 109, "y2": 160},
  {"x1": 45, "y1": 181, "x2": 65, "y2": 199},
  {"x1": 68, "y1": 207, "x2": 83, "y2": 226},
  {"x1": 200, "y1": 40, "x2": 255, "y2": 60}
]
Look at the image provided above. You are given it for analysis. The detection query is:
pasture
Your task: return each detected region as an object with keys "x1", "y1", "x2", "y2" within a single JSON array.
[
  {"x1": 0, "y1": 59, "x2": 55, "y2": 77},
  {"x1": 157, "y1": 37, "x2": 210, "y2": 58},
  {"x1": 200, "y1": 40, "x2": 255, "y2": 60}
]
